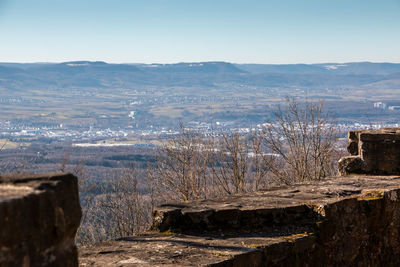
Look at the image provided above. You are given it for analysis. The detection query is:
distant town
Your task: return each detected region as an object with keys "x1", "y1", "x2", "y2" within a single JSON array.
[{"x1": 1, "y1": 110, "x2": 399, "y2": 148}]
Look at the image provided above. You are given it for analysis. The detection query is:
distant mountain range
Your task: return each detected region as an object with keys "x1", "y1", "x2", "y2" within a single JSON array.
[
  {"x1": 236, "y1": 62, "x2": 400, "y2": 75},
  {"x1": 2, "y1": 60, "x2": 399, "y2": 74},
  {"x1": 0, "y1": 61, "x2": 399, "y2": 92}
]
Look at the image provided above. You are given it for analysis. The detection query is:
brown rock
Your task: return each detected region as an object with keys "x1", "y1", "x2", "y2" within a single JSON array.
[
  {"x1": 339, "y1": 128, "x2": 400, "y2": 175},
  {"x1": 337, "y1": 155, "x2": 365, "y2": 175},
  {"x1": 0, "y1": 173, "x2": 81, "y2": 267},
  {"x1": 347, "y1": 140, "x2": 359, "y2": 155},
  {"x1": 347, "y1": 131, "x2": 359, "y2": 155}
]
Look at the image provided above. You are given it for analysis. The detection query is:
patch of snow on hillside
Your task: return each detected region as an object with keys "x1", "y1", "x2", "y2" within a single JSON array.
[
  {"x1": 188, "y1": 64, "x2": 204, "y2": 67},
  {"x1": 66, "y1": 63, "x2": 90, "y2": 67},
  {"x1": 324, "y1": 64, "x2": 348, "y2": 70}
]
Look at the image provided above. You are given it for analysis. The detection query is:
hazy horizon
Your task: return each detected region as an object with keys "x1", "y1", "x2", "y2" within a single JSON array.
[{"x1": 1, "y1": 60, "x2": 400, "y2": 65}]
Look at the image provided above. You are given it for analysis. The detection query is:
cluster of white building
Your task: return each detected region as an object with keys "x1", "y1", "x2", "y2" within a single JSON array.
[
  {"x1": 1, "y1": 119, "x2": 400, "y2": 145},
  {"x1": 373, "y1": 102, "x2": 400, "y2": 111}
]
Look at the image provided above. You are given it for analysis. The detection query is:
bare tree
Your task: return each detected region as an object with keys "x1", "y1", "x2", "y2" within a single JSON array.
[
  {"x1": 76, "y1": 176, "x2": 104, "y2": 245},
  {"x1": 0, "y1": 141, "x2": 6, "y2": 151},
  {"x1": 59, "y1": 150, "x2": 71, "y2": 172},
  {"x1": 99, "y1": 167, "x2": 150, "y2": 238},
  {"x1": 211, "y1": 132, "x2": 249, "y2": 195},
  {"x1": 146, "y1": 162, "x2": 156, "y2": 215},
  {"x1": 155, "y1": 124, "x2": 213, "y2": 201},
  {"x1": 77, "y1": 166, "x2": 152, "y2": 245},
  {"x1": 248, "y1": 129, "x2": 271, "y2": 190},
  {"x1": 155, "y1": 97, "x2": 338, "y2": 199},
  {"x1": 261, "y1": 97, "x2": 338, "y2": 184},
  {"x1": 0, "y1": 141, "x2": 8, "y2": 172}
]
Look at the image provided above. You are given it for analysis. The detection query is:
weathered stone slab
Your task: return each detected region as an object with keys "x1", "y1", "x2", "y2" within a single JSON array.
[
  {"x1": 79, "y1": 232, "x2": 292, "y2": 267},
  {"x1": 340, "y1": 128, "x2": 400, "y2": 175},
  {"x1": 79, "y1": 175, "x2": 400, "y2": 266},
  {"x1": 0, "y1": 173, "x2": 81, "y2": 267}
]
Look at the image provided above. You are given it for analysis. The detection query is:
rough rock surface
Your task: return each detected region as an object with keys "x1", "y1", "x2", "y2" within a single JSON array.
[
  {"x1": 0, "y1": 173, "x2": 81, "y2": 267},
  {"x1": 339, "y1": 128, "x2": 400, "y2": 175},
  {"x1": 80, "y1": 175, "x2": 400, "y2": 266},
  {"x1": 337, "y1": 155, "x2": 365, "y2": 176}
]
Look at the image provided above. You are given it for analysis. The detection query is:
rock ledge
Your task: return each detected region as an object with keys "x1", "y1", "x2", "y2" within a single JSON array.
[
  {"x1": 80, "y1": 175, "x2": 400, "y2": 266},
  {"x1": 0, "y1": 172, "x2": 81, "y2": 267}
]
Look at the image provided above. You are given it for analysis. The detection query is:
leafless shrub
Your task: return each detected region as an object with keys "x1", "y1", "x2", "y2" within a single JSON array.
[
  {"x1": 248, "y1": 129, "x2": 271, "y2": 190},
  {"x1": 99, "y1": 167, "x2": 150, "y2": 238},
  {"x1": 5, "y1": 155, "x2": 33, "y2": 174},
  {"x1": 76, "y1": 176, "x2": 104, "y2": 245},
  {"x1": 59, "y1": 150, "x2": 70, "y2": 172},
  {"x1": 211, "y1": 132, "x2": 249, "y2": 195},
  {"x1": 76, "y1": 166, "x2": 152, "y2": 245},
  {"x1": 154, "y1": 124, "x2": 274, "y2": 199},
  {"x1": 0, "y1": 141, "x2": 6, "y2": 151},
  {"x1": 261, "y1": 97, "x2": 338, "y2": 184},
  {"x1": 154, "y1": 123, "x2": 214, "y2": 201},
  {"x1": 0, "y1": 142, "x2": 7, "y2": 173}
]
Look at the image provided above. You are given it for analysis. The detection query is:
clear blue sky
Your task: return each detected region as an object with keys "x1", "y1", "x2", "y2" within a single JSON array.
[{"x1": 0, "y1": 0, "x2": 399, "y2": 64}]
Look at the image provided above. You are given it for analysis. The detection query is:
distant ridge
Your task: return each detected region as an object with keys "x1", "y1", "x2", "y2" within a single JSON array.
[
  {"x1": 138, "y1": 61, "x2": 245, "y2": 74},
  {"x1": 235, "y1": 62, "x2": 400, "y2": 75},
  {"x1": 0, "y1": 61, "x2": 399, "y2": 91},
  {"x1": 1, "y1": 61, "x2": 399, "y2": 75}
]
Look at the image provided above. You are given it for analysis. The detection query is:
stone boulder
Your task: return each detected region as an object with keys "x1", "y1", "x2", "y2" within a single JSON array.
[
  {"x1": 338, "y1": 128, "x2": 400, "y2": 175},
  {"x1": 0, "y1": 173, "x2": 81, "y2": 267}
]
